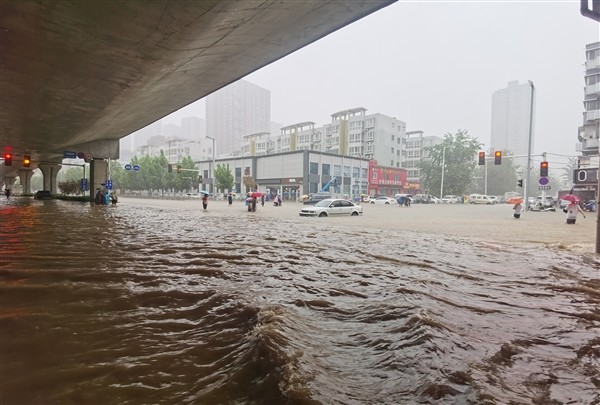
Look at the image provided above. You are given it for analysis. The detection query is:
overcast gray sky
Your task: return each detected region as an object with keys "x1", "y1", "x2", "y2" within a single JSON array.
[{"x1": 165, "y1": 1, "x2": 599, "y2": 166}]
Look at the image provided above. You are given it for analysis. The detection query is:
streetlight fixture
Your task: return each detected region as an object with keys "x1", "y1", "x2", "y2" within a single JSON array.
[{"x1": 205, "y1": 136, "x2": 216, "y2": 194}]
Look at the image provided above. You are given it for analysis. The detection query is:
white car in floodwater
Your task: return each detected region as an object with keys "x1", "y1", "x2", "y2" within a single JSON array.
[{"x1": 299, "y1": 199, "x2": 363, "y2": 217}]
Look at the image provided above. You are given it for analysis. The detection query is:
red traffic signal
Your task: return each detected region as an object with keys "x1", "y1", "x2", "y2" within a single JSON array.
[
  {"x1": 3, "y1": 152, "x2": 13, "y2": 166},
  {"x1": 494, "y1": 150, "x2": 502, "y2": 165},
  {"x1": 478, "y1": 151, "x2": 485, "y2": 165},
  {"x1": 540, "y1": 161, "x2": 549, "y2": 177}
]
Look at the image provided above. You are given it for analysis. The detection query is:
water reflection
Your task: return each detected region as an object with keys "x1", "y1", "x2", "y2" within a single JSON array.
[{"x1": 1, "y1": 199, "x2": 599, "y2": 404}]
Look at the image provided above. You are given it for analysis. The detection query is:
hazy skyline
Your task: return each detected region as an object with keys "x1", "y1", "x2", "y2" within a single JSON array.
[{"x1": 163, "y1": 1, "x2": 598, "y2": 167}]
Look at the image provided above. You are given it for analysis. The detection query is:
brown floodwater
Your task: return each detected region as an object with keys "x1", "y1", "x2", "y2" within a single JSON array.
[{"x1": 1, "y1": 198, "x2": 599, "y2": 404}]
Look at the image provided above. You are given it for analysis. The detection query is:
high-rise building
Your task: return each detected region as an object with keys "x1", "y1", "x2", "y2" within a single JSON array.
[
  {"x1": 575, "y1": 41, "x2": 599, "y2": 199},
  {"x1": 490, "y1": 80, "x2": 535, "y2": 169},
  {"x1": 206, "y1": 79, "x2": 270, "y2": 156}
]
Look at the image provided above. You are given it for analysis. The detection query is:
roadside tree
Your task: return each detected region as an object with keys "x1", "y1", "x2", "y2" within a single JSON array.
[
  {"x1": 215, "y1": 164, "x2": 235, "y2": 192},
  {"x1": 419, "y1": 129, "x2": 482, "y2": 197}
]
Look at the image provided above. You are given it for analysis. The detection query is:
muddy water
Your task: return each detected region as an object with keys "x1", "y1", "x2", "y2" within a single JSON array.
[{"x1": 1, "y1": 198, "x2": 599, "y2": 404}]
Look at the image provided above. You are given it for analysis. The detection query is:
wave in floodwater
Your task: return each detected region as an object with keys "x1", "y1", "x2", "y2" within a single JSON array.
[{"x1": 1, "y1": 199, "x2": 599, "y2": 405}]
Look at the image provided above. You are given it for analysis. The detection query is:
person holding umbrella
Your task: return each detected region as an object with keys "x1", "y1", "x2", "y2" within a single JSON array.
[{"x1": 565, "y1": 202, "x2": 585, "y2": 224}]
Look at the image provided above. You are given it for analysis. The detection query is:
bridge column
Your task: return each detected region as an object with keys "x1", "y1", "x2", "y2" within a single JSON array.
[
  {"x1": 89, "y1": 159, "x2": 109, "y2": 200},
  {"x1": 2, "y1": 176, "x2": 17, "y2": 193},
  {"x1": 38, "y1": 163, "x2": 61, "y2": 194},
  {"x1": 17, "y1": 169, "x2": 34, "y2": 194}
]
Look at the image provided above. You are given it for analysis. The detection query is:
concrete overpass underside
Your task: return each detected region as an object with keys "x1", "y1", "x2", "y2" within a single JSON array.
[{"x1": 0, "y1": 0, "x2": 394, "y2": 186}]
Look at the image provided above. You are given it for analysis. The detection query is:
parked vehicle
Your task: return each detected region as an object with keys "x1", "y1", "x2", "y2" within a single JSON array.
[
  {"x1": 536, "y1": 196, "x2": 555, "y2": 208},
  {"x1": 412, "y1": 194, "x2": 433, "y2": 204},
  {"x1": 299, "y1": 199, "x2": 363, "y2": 217},
  {"x1": 370, "y1": 196, "x2": 397, "y2": 205},
  {"x1": 34, "y1": 190, "x2": 52, "y2": 200},
  {"x1": 469, "y1": 194, "x2": 494, "y2": 205},
  {"x1": 303, "y1": 192, "x2": 332, "y2": 205},
  {"x1": 583, "y1": 199, "x2": 596, "y2": 212},
  {"x1": 441, "y1": 195, "x2": 459, "y2": 204}
]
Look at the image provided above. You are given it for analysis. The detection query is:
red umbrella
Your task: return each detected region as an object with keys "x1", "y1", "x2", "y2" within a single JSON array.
[
  {"x1": 249, "y1": 192, "x2": 264, "y2": 198},
  {"x1": 562, "y1": 194, "x2": 580, "y2": 204}
]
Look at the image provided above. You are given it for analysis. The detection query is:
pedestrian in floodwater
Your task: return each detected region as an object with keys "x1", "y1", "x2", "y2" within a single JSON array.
[
  {"x1": 94, "y1": 189, "x2": 104, "y2": 205},
  {"x1": 513, "y1": 201, "x2": 522, "y2": 219},
  {"x1": 228, "y1": 193, "x2": 233, "y2": 206},
  {"x1": 4, "y1": 188, "x2": 11, "y2": 199},
  {"x1": 202, "y1": 194, "x2": 208, "y2": 211},
  {"x1": 565, "y1": 202, "x2": 585, "y2": 224}
]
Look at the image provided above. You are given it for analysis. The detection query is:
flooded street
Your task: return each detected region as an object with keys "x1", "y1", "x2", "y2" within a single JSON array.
[{"x1": 1, "y1": 197, "x2": 599, "y2": 404}]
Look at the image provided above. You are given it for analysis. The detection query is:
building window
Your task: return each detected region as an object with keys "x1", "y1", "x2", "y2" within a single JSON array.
[
  {"x1": 322, "y1": 163, "x2": 330, "y2": 176},
  {"x1": 310, "y1": 162, "x2": 319, "y2": 175},
  {"x1": 334, "y1": 165, "x2": 341, "y2": 176},
  {"x1": 372, "y1": 171, "x2": 378, "y2": 179}
]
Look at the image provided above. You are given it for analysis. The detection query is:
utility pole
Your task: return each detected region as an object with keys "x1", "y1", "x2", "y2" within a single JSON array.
[
  {"x1": 440, "y1": 146, "x2": 446, "y2": 198},
  {"x1": 525, "y1": 80, "x2": 535, "y2": 211}
]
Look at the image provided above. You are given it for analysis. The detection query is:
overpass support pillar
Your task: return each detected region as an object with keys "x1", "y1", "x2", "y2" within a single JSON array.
[
  {"x1": 2, "y1": 176, "x2": 17, "y2": 193},
  {"x1": 89, "y1": 159, "x2": 109, "y2": 200},
  {"x1": 17, "y1": 169, "x2": 34, "y2": 194},
  {"x1": 38, "y1": 163, "x2": 61, "y2": 194}
]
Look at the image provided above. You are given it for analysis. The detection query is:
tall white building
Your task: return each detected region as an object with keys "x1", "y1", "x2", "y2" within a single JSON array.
[
  {"x1": 206, "y1": 79, "x2": 270, "y2": 156},
  {"x1": 490, "y1": 80, "x2": 535, "y2": 169},
  {"x1": 575, "y1": 41, "x2": 599, "y2": 199}
]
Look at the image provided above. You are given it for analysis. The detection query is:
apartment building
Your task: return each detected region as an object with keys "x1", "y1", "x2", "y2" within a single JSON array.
[
  {"x1": 404, "y1": 130, "x2": 444, "y2": 185},
  {"x1": 575, "y1": 41, "x2": 600, "y2": 199},
  {"x1": 241, "y1": 107, "x2": 407, "y2": 168}
]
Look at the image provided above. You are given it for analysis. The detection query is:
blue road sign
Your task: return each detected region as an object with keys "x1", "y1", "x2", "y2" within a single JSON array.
[
  {"x1": 125, "y1": 164, "x2": 132, "y2": 171},
  {"x1": 133, "y1": 164, "x2": 140, "y2": 171},
  {"x1": 64, "y1": 151, "x2": 76, "y2": 159},
  {"x1": 538, "y1": 176, "x2": 549, "y2": 186},
  {"x1": 81, "y1": 178, "x2": 88, "y2": 191},
  {"x1": 106, "y1": 180, "x2": 112, "y2": 190}
]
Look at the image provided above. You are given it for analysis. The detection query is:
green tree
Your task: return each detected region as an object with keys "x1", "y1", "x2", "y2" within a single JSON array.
[
  {"x1": 419, "y1": 129, "x2": 482, "y2": 197},
  {"x1": 60, "y1": 166, "x2": 87, "y2": 183},
  {"x1": 58, "y1": 179, "x2": 82, "y2": 195},
  {"x1": 560, "y1": 158, "x2": 577, "y2": 190},
  {"x1": 215, "y1": 164, "x2": 235, "y2": 192}
]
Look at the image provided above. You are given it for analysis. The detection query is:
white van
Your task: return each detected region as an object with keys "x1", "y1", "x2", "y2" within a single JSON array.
[{"x1": 469, "y1": 194, "x2": 494, "y2": 205}]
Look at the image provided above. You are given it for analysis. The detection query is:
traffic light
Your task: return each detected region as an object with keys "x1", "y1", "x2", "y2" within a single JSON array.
[
  {"x1": 23, "y1": 155, "x2": 31, "y2": 167},
  {"x1": 540, "y1": 161, "x2": 548, "y2": 177},
  {"x1": 494, "y1": 150, "x2": 502, "y2": 165},
  {"x1": 177, "y1": 165, "x2": 182, "y2": 174},
  {"x1": 3, "y1": 152, "x2": 12, "y2": 166},
  {"x1": 517, "y1": 179, "x2": 523, "y2": 187},
  {"x1": 478, "y1": 151, "x2": 485, "y2": 165},
  {"x1": 168, "y1": 164, "x2": 173, "y2": 173}
]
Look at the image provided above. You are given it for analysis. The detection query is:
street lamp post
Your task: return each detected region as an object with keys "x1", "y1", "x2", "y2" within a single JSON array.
[
  {"x1": 440, "y1": 146, "x2": 446, "y2": 198},
  {"x1": 525, "y1": 80, "x2": 535, "y2": 211},
  {"x1": 205, "y1": 136, "x2": 216, "y2": 194}
]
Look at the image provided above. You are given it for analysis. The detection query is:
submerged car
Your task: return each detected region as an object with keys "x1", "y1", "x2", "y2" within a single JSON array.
[
  {"x1": 299, "y1": 198, "x2": 363, "y2": 217},
  {"x1": 34, "y1": 190, "x2": 53, "y2": 200},
  {"x1": 370, "y1": 196, "x2": 397, "y2": 205}
]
